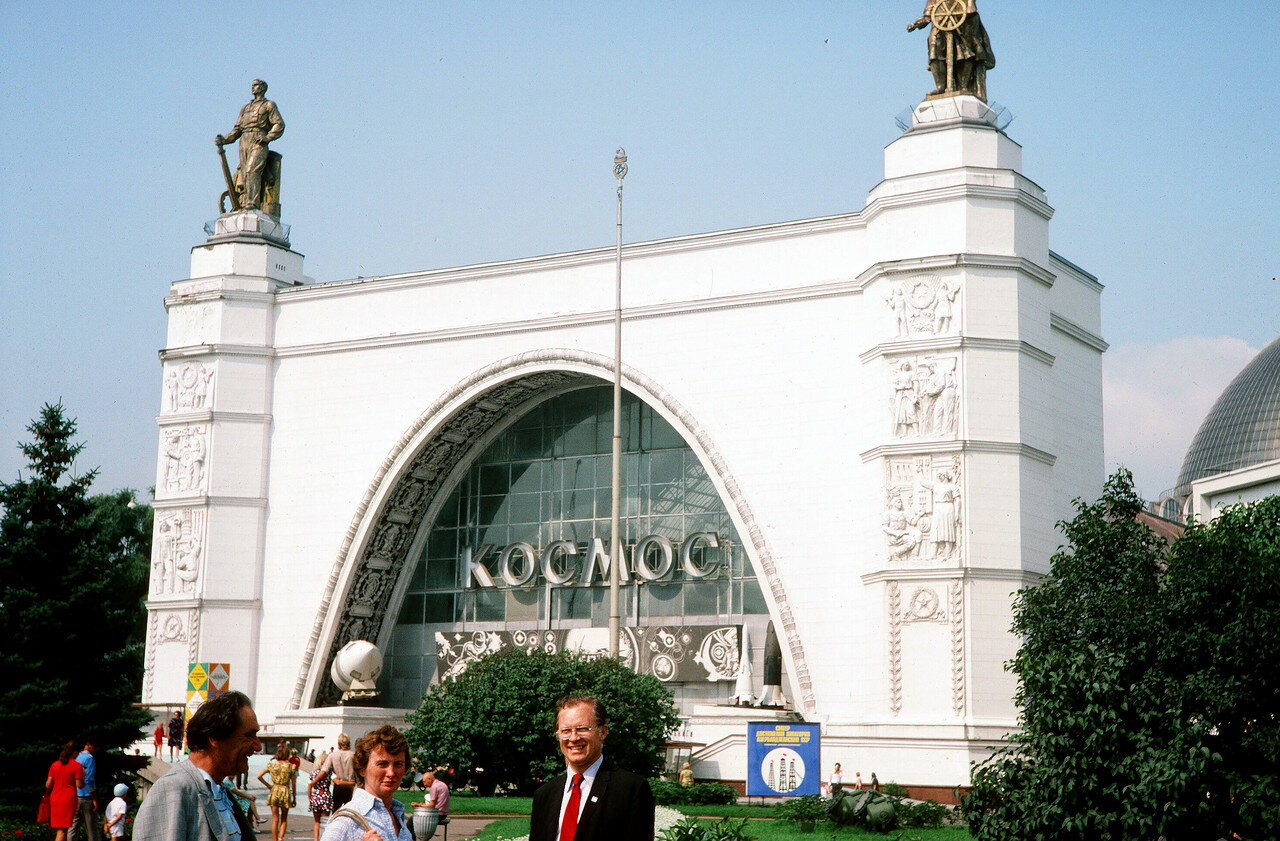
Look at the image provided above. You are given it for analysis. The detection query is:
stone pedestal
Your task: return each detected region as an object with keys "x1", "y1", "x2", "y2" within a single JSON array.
[
  {"x1": 269, "y1": 706, "x2": 414, "y2": 751},
  {"x1": 142, "y1": 217, "x2": 306, "y2": 705}
]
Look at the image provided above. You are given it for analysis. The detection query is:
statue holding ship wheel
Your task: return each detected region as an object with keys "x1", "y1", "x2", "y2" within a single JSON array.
[{"x1": 908, "y1": 0, "x2": 995, "y2": 101}]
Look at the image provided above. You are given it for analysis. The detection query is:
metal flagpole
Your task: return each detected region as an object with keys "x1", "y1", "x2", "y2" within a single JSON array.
[{"x1": 609, "y1": 148, "x2": 627, "y2": 658}]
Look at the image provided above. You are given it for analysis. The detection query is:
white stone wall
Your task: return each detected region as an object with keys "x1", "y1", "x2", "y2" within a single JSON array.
[{"x1": 142, "y1": 98, "x2": 1105, "y2": 788}]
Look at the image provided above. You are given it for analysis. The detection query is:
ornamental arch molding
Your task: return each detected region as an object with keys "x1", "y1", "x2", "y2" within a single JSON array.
[{"x1": 289, "y1": 349, "x2": 816, "y2": 715}]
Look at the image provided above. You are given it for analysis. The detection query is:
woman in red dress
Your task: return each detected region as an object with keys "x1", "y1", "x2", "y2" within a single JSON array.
[{"x1": 46, "y1": 741, "x2": 85, "y2": 841}]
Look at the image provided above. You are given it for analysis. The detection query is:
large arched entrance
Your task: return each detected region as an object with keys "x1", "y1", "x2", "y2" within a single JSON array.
[{"x1": 290, "y1": 351, "x2": 814, "y2": 715}]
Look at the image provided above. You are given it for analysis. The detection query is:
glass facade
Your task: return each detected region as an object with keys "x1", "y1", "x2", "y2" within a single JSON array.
[{"x1": 382, "y1": 386, "x2": 770, "y2": 708}]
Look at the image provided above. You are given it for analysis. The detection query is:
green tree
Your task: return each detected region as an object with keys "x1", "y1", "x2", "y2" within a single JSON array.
[
  {"x1": 1156, "y1": 494, "x2": 1280, "y2": 835},
  {"x1": 964, "y1": 471, "x2": 1280, "y2": 840},
  {"x1": 405, "y1": 647, "x2": 680, "y2": 794},
  {"x1": 0, "y1": 403, "x2": 152, "y2": 818}
]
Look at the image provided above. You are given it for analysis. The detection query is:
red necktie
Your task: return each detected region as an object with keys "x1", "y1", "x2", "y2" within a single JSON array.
[{"x1": 559, "y1": 773, "x2": 584, "y2": 841}]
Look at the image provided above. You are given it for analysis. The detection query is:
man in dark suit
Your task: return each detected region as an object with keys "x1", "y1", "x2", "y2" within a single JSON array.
[{"x1": 530, "y1": 694, "x2": 655, "y2": 841}]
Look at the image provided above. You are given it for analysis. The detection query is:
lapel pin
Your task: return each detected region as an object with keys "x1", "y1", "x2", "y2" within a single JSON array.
[{"x1": 590, "y1": 796, "x2": 598, "y2": 802}]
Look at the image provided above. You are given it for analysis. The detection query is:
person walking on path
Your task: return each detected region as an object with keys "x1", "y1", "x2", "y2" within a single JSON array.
[
  {"x1": 257, "y1": 743, "x2": 296, "y2": 841},
  {"x1": 154, "y1": 725, "x2": 165, "y2": 758},
  {"x1": 168, "y1": 713, "x2": 184, "y2": 761},
  {"x1": 47, "y1": 741, "x2": 86, "y2": 841},
  {"x1": 320, "y1": 726, "x2": 412, "y2": 841},
  {"x1": 317, "y1": 735, "x2": 356, "y2": 811},
  {"x1": 69, "y1": 741, "x2": 103, "y2": 841},
  {"x1": 286, "y1": 747, "x2": 302, "y2": 808},
  {"x1": 306, "y1": 753, "x2": 334, "y2": 841},
  {"x1": 132, "y1": 690, "x2": 261, "y2": 841}
]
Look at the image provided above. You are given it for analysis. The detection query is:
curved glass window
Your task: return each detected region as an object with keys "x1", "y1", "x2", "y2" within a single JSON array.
[{"x1": 383, "y1": 386, "x2": 769, "y2": 709}]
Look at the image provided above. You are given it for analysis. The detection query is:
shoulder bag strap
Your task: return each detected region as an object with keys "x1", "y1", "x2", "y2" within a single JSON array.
[{"x1": 331, "y1": 808, "x2": 374, "y2": 832}]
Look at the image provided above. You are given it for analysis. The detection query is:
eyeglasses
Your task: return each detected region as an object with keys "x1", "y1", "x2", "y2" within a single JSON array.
[{"x1": 556, "y1": 726, "x2": 598, "y2": 740}]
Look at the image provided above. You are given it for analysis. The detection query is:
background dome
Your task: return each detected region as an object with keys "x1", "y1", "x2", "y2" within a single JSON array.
[{"x1": 1176, "y1": 336, "x2": 1280, "y2": 491}]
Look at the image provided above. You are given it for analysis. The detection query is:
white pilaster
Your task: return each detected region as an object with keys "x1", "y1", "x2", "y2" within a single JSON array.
[
  {"x1": 142, "y1": 211, "x2": 304, "y2": 704},
  {"x1": 859, "y1": 96, "x2": 1059, "y2": 736}
]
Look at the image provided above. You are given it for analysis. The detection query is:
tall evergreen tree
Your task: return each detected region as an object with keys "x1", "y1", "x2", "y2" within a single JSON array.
[{"x1": 0, "y1": 403, "x2": 151, "y2": 818}]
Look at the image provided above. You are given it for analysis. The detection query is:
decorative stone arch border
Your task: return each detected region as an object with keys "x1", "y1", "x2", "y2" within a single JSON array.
[{"x1": 288, "y1": 349, "x2": 815, "y2": 715}]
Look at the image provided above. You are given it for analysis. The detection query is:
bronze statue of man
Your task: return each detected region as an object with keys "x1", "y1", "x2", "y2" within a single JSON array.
[
  {"x1": 908, "y1": 1, "x2": 995, "y2": 101},
  {"x1": 216, "y1": 79, "x2": 285, "y2": 213}
]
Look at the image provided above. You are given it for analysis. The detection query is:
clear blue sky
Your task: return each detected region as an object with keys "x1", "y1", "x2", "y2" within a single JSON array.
[{"x1": 1, "y1": 1, "x2": 1276, "y2": 501}]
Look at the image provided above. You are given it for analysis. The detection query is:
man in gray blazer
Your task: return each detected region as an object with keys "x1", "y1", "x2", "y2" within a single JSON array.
[{"x1": 134, "y1": 691, "x2": 262, "y2": 841}]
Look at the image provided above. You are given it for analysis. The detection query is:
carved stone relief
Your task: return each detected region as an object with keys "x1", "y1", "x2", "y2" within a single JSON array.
[
  {"x1": 887, "y1": 579, "x2": 966, "y2": 718},
  {"x1": 163, "y1": 362, "x2": 215, "y2": 413},
  {"x1": 949, "y1": 580, "x2": 965, "y2": 716},
  {"x1": 884, "y1": 455, "x2": 962, "y2": 565},
  {"x1": 161, "y1": 613, "x2": 188, "y2": 642},
  {"x1": 887, "y1": 582, "x2": 903, "y2": 715},
  {"x1": 161, "y1": 425, "x2": 208, "y2": 494},
  {"x1": 153, "y1": 508, "x2": 206, "y2": 595},
  {"x1": 889, "y1": 355, "x2": 959, "y2": 439},
  {"x1": 902, "y1": 586, "x2": 947, "y2": 624},
  {"x1": 144, "y1": 608, "x2": 195, "y2": 701},
  {"x1": 144, "y1": 613, "x2": 159, "y2": 700},
  {"x1": 885, "y1": 277, "x2": 961, "y2": 338}
]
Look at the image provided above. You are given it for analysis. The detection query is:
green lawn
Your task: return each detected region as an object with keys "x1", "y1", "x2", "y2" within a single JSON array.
[
  {"x1": 391, "y1": 791, "x2": 969, "y2": 840},
  {"x1": 726, "y1": 822, "x2": 969, "y2": 840},
  {"x1": 467, "y1": 816, "x2": 970, "y2": 841},
  {"x1": 467, "y1": 817, "x2": 530, "y2": 841},
  {"x1": 391, "y1": 791, "x2": 534, "y2": 814}
]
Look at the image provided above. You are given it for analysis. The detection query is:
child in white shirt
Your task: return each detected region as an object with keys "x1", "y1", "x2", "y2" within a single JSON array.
[{"x1": 104, "y1": 784, "x2": 129, "y2": 838}]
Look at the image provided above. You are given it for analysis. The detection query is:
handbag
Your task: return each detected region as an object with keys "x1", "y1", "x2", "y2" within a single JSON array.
[{"x1": 37, "y1": 794, "x2": 51, "y2": 825}]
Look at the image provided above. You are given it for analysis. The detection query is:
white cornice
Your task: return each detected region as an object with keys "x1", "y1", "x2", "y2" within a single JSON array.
[
  {"x1": 272, "y1": 276, "x2": 867, "y2": 359},
  {"x1": 863, "y1": 181, "x2": 1054, "y2": 223},
  {"x1": 1048, "y1": 250, "x2": 1104, "y2": 291},
  {"x1": 1049, "y1": 313, "x2": 1109, "y2": 352},
  {"x1": 859, "y1": 440, "x2": 1057, "y2": 465},
  {"x1": 165, "y1": 288, "x2": 277, "y2": 308},
  {"x1": 859, "y1": 336, "x2": 1055, "y2": 366},
  {"x1": 860, "y1": 567, "x2": 1045, "y2": 585},
  {"x1": 156, "y1": 410, "x2": 272, "y2": 426},
  {"x1": 275, "y1": 181, "x2": 1052, "y2": 304},
  {"x1": 277, "y1": 212, "x2": 872, "y2": 302},
  {"x1": 159, "y1": 344, "x2": 276, "y2": 361},
  {"x1": 854, "y1": 252, "x2": 1056, "y2": 288},
  {"x1": 146, "y1": 598, "x2": 263, "y2": 610},
  {"x1": 152, "y1": 496, "x2": 268, "y2": 510}
]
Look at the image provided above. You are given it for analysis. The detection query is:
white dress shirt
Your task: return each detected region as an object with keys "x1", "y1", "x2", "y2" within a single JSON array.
[{"x1": 555, "y1": 754, "x2": 604, "y2": 836}]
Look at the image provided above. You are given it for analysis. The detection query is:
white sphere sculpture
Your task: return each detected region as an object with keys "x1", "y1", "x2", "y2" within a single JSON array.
[{"x1": 331, "y1": 640, "x2": 383, "y2": 691}]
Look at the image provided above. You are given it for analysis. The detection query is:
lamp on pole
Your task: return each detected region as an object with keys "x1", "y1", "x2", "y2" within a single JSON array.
[{"x1": 609, "y1": 148, "x2": 627, "y2": 658}]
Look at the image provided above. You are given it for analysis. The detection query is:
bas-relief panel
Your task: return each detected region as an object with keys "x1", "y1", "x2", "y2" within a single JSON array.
[
  {"x1": 152, "y1": 508, "x2": 206, "y2": 596},
  {"x1": 143, "y1": 608, "x2": 199, "y2": 701},
  {"x1": 886, "y1": 579, "x2": 966, "y2": 718},
  {"x1": 883, "y1": 455, "x2": 962, "y2": 565},
  {"x1": 885, "y1": 277, "x2": 961, "y2": 338},
  {"x1": 888, "y1": 355, "x2": 959, "y2": 439},
  {"x1": 435, "y1": 625, "x2": 740, "y2": 684},
  {"x1": 163, "y1": 362, "x2": 215, "y2": 412},
  {"x1": 160, "y1": 425, "x2": 209, "y2": 495}
]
